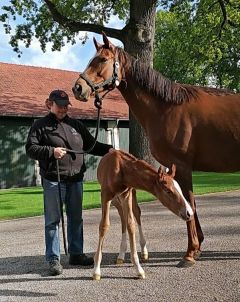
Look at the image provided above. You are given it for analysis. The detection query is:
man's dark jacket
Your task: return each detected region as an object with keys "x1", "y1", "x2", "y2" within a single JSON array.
[{"x1": 25, "y1": 112, "x2": 112, "y2": 181}]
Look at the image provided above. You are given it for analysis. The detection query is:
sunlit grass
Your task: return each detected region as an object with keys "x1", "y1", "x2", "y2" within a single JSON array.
[
  {"x1": 192, "y1": 172, "x2": 240, "y2": 194},
  {"x1": 0, "y1": 172, "x2": 239, "y2": 220}
]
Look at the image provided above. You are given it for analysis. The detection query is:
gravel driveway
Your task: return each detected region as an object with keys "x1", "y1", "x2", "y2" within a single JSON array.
[{"x1": 0, "y1": 191, "x2": 240, "y2": 302}]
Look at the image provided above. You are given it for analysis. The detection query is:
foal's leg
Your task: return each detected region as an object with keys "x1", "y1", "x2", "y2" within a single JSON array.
[
  {"x1": 112, "y1": 195, "x2": 128, "y2": 264},
  {"x1": 175, "y1": 169, "x2": 203, "y2": 267},
  {"x1": 132, "y1": 189, "x2": 148, "y2": 261},
  {"x1": 121, "y1": 189, "x2": 145, "y2": 279},
  {"x1": 93, "y1": 192, "x2": 112, "y2": 280}
]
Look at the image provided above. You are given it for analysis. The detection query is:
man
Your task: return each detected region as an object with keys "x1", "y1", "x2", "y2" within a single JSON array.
[{"x1": 26, "y1": 89, "x2": 113, "y2": 275}]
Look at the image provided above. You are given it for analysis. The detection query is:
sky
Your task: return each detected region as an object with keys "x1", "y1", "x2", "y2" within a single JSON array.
[{"x1": 0, "y1": 3, "x2": 124, "y2": 72}]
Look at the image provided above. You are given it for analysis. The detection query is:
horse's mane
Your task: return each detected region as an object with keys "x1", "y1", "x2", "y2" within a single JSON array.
[
  {"x1": 116, "y1": 47, "x2": 235, "y2": 104},
  {"x1": 132, "y1": 61, "x2": 200, "y2": 104},
  {"x1": 196, "y1": 86, "x2": 235, "y2": 96}
]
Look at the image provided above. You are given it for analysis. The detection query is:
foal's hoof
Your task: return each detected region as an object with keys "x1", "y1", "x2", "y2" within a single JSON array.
[
  {"x1": 92, "y1": 273, "x2": 101, "y2": 281},
  {"x1": 176, "y1": 258, "x2": 195, "y2": 268},
  {"x1": 141, "y1": 253, "x2": 149, "y2": 262},
  {"x1": 194, "y1": 250, "x2": 202, "y2": 260},
  {"x1": 116, "y1": 258, "x2": 124, "y2": 265},
  {"x1": 138, "y1": 273, "x2": 146, "y2": 279}
]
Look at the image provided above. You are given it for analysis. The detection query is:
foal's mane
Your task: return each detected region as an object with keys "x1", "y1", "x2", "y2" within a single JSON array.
[
  {"x1": 119, "y1": 150, "x2": 158, "y2": 174},
  {"x1": 116, "y1": 47, "x2": 235, "y2": 105}
]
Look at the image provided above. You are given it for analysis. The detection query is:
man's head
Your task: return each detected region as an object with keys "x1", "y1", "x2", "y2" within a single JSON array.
[
  {"x1": 48, "y1": 90, "x2": 71, "y2": 106},
  {"x1": 46, "y1": 89, "x2": 71, "y2": 120}
]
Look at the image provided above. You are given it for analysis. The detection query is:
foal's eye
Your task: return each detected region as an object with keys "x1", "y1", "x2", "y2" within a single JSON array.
[{"x1": 164, "y1": 188, "x2": 172, "y2": 194}]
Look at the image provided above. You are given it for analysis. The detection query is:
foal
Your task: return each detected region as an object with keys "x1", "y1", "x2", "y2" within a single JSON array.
[{"x1": 93, "y1": 150, "x2": 193, "y2": 280}]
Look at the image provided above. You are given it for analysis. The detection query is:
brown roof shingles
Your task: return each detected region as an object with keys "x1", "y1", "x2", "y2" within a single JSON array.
[{"x1": 0, "y1": 62, "x2": 128, "y2": 120}]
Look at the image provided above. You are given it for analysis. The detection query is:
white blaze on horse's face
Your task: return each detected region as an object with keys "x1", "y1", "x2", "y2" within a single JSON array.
[{"x1": 173, "y1": 179, "x2": 194, "y2": 220}]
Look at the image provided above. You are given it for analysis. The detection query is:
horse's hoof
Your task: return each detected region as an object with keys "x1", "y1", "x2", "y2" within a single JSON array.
[
  {"x1": 141, "y1": 254, "x2": 149, "y2": 262},
  {"x1": 138, "y1": 273, "x2": 146, "y2": 279},
  {"x1": 194, "y1": 250, "x2": 202, "y2": 260},
  {"x1": 176, "y1": 258, "x2": 195, "y2": 268},
  {"x1": 93, "y1": 273, "x2": 101, "y2": 281},
  {"x1": 116, "y1": 258, "x2": 124, "y2": 265}
]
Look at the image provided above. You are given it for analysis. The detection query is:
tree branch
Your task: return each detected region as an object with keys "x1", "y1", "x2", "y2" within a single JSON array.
[
  {"x1": 43, "y1": 0, "x2": 123, "y2": 41},
  {"x1": 218, "y1": 0, "x2": 227, "y2": 37},
  {"x1": 217, "y1": 0, "x2": 237, "y2": 38}
]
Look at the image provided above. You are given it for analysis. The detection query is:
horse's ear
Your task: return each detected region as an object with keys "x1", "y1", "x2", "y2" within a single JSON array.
[
  {"x1": 169, "y1": 164, "x2": 176, "y2": 178},
  {"x1": 93, "y1": 37, "x2": 101, "y2": 51},
  {"x1": 102, "y1": 32, "x2": 110, "y2": 48}
]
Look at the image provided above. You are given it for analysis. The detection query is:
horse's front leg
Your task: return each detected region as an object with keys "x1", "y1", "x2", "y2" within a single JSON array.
[
  {"x1": 93, "y1": 193, "x2": 111, "y2": 281},
  {"x1": 132, "y1": 189, "x2": 148, "y2": 261},
  {"x1": 112, "y1": 195, "x2": 128, "y2": 264},
  {"x1": 193, "y1": 194, "x2": 204, "y2": 258},
  {"x1": 175, "y1": 169, "x2": 204, "y2": 267},
  {"x1": 121, "y1": 189, "x2": 145, "y2": 279}
]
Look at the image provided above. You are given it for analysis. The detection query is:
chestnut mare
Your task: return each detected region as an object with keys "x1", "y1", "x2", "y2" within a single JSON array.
[
  {"x1": 94, "y1": 149, "x2": 193, "y2": 280},
  {"x1": 73, "y1": 33, "x2": 240, "y2": 267}
]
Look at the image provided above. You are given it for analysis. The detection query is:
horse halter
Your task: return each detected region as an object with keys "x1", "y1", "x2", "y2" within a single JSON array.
[{"x1": 78, "y1": 59, "x2": 120, "y2": 109}]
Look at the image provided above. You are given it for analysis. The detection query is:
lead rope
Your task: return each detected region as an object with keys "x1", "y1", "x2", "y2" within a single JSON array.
[
  {"x1": 56, "y1": 159, "x2": 68, "y2": 255},
  {"x1": 64, "y1": 100, "x2": 102, "y2": 155}
]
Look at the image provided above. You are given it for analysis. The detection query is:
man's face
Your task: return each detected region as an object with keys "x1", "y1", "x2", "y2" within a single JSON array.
[{"x1": 50, "y1": 102, "x2": 69, "y2": 120}]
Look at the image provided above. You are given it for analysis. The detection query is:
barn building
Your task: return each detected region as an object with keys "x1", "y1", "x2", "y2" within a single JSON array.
[{"x1": 0, "y1": 62, "x2": 129, "y2": 188}]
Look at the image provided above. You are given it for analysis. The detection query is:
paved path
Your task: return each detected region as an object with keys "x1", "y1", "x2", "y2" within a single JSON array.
[{"x1": 0, "y1": 191, "x2": 240, "y2": 302}]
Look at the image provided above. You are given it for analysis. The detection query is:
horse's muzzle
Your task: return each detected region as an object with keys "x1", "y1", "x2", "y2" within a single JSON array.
[{"x1": 72, "y1": 85, "x2": 88, "y2": 102}]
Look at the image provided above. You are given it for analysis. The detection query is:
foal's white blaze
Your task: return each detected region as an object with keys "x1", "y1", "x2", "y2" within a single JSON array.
[{"x1": 173, "y1": 179, "x2": 194, "y2": 218}]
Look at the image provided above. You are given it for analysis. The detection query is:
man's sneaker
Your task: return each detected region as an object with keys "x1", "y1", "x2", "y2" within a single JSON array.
[
  {"x1": 49, "y1": 260, "x2": 63, "y2": 276},
  {"x1": 69, "y1": 254, "x2": 94, "y2": 266}
]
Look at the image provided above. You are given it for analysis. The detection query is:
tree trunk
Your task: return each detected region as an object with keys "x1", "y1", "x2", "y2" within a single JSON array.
[
  {"x1": 129, "y1": 111, "x2": 158, "y2": 167},
  {"x1": 123, "y1": 0, "x2": 158, "y2": 166},
  {"x1": 44, "y1": 0, "x2": 158, "y2": 165}
]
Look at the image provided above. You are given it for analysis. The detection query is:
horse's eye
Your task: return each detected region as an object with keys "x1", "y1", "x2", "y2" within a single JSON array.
[{"x1": 101, "y1": 58, "x2": 108, "y2": 63}]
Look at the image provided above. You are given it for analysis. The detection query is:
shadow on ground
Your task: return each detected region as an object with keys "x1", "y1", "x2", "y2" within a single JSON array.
[{"x1": 1, "y1": 250, "x2": 239, "y2": 277}]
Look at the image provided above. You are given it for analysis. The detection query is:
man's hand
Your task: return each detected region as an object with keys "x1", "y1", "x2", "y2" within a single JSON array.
[{"x1": 54, "y1": 147, "x2": 67, "y2": 159}]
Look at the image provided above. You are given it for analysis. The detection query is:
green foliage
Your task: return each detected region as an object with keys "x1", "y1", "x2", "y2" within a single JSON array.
[
  {"x1": 0, "y1": 0, "x2": 129, "y2": 56},
  {"x1": 155, "y1": 1, "x2": 240, "y2": 91}
]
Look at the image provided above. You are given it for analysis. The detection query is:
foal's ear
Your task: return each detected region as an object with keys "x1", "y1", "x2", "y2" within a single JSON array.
[
  {"x1": 157, "y1": 166, "x2": 164, "y2": 180},
  {"x1": 169, "y1": 164, "x2": 176, "y2": 178},
  {"x1": 93, "y1": 37, "x2": 101, "y2": 51}
]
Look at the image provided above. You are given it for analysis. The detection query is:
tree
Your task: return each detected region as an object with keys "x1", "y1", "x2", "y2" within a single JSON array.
[
  {"x1": 155, "y1": 0, "x2": 240, "y2": 91},
  {"x1": 0, "y1": 0, "x2": 158, "y2": 163}
]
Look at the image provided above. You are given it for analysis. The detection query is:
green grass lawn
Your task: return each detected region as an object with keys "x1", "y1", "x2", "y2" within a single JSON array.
[{"x1": 0, "y1": 172, "x2": 240, "y2": 220}]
